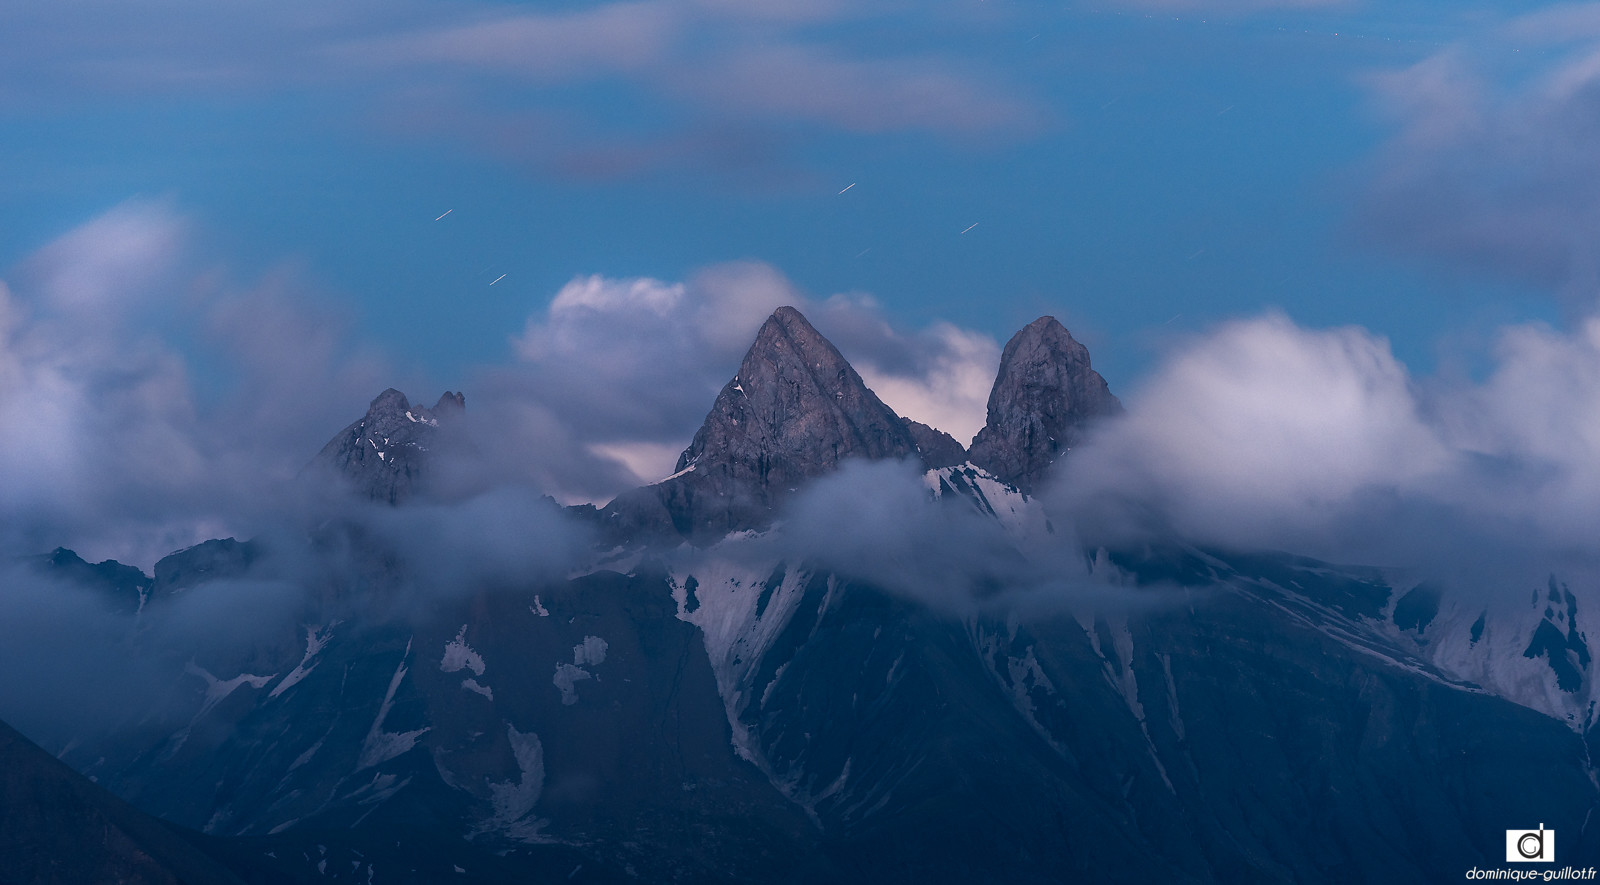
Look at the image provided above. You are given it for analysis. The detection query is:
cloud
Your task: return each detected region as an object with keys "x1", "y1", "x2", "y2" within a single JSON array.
[
  {"x1": 1100, "y1": 0, "x2": 1348, "y2": 11},
  {"x1": 0, "y1": 201, "x2": 389, "y2": 565},
  {"x1": 0, "y1": 0, "x2": 1038, "y2": 180},
  {"x1": 0, "y1": 482, "x2": 591, "y2": 748},
  {"x1": 505, "y1": 262, "x2": 999, "y2": 489},
  {"x1": 1052, "y1": 310, "x2": 1600, "y2": 592},
  {"x1": 17, "y1": 200, "x2": 188, "y2": 317},
  {"x1": 843, "y1": 318, "x2": 998, "y2": 446},
  {"x1": 1061, "y1": 313, "x2": 1450, "y2": 543},
  {"x1": 1357, "y1": 14, "x2": 1600, "y2": 304},
  {"x1": 738, "y1": 458, "x2": 1179, "y2": 615},
  {"x1": 0, "y1": 203, "x2": 1002, "y2": 550},
  {"x1": 342, "y1": 3, "x2": 681, "y2": 82},
  {"x1": 664, "y1": 44, "x2": 1039, "y2": 137}
]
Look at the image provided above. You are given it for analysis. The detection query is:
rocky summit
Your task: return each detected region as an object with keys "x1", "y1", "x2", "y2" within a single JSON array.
[
  {"x1": 313, "y1": 388, "x2": 464, "y2": 505},
  {"x1": 602, "y1": 306, "x2": 923, "y2": 542},
  {"x1": 967, "y1": 316, "x2": 1121, "y2": 494}
]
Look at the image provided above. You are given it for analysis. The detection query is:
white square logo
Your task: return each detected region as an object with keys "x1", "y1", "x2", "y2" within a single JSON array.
[{"x1": 1506, "y1": 824, "x2": 1555, "y2": 863}]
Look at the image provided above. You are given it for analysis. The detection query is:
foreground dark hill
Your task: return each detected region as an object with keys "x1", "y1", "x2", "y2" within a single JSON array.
[
  {"x1": 13, "y1": 305, "x2": 1600, "y2": 882},
  {"x1": 0, "y1": 717, "x2": 245, "y2": 885}
]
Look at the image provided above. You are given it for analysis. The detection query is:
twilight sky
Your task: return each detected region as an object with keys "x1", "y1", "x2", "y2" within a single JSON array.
[{"x1": 6, "y1": 0, "x2": 1600, "y2": 572}]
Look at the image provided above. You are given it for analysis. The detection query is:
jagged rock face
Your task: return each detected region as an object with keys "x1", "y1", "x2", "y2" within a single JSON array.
[
  {"x1": 604, "y1": 307, "x2": 920, "y2": 542},
  {"x1": 967, "y1": 316, "x2": 1120, "y2": 494},
  {"x1": 676, "y1": 306, "x2": 918, "y2": 484},
  {"x1": 313, "y1": 389, "x2": 464, "y2": 504},
  {"x1": 26, "y1": 548, "x2": 152, "y2": 614},
  {"x1": 0, "y1": 718, "x2": 244, "y2": 885},
  {"x1": 903, "y1": 418, "x2": 966, "y2": 470},
  {"x1": 151, "y1": 538, "x2": 259, "y2": 600}
]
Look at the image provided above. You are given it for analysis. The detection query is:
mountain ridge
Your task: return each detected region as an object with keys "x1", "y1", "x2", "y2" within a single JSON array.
[{"x1": 18, "y1": 304, "x2": 1600, "y2": 883}]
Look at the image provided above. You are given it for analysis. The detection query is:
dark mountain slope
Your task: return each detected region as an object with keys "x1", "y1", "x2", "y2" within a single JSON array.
[{"x1": 0, "y1": 717, "x2": 246, "y2": 885}]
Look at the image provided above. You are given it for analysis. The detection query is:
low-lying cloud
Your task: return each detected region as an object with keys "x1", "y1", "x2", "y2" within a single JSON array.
[
  {"x1": 761, "y1": 458, "x2": 1168, "y2": 615},
  {"x1": 1054, "y1": 311, "x2": 1600, "y2": 594},
  {"x1": 0, "y1": 201, "x2": 407, "y2": 567},
  {"x1": 20, "y1": 198, "x2": 1600, "y2": 624}
]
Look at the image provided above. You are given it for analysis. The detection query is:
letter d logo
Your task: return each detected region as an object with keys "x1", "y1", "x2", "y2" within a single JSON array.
[{"x1": 1506, "y1": 824, "x2": 1554, "y2": 862}]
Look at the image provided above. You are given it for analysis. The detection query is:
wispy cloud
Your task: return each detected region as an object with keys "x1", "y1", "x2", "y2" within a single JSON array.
[
  {"x1": 0, "y1": 201, "x2": 388, "y2": 564},
  {"x1": 1098, "y1": 0, "x2": 1350, "y2": 12},
  {"x1": 0, "y1": 0, "x2": 1039, "y2": 179},
  {"x1": 1357, "y1": 7, "x2": 1600, "y2": 306}
]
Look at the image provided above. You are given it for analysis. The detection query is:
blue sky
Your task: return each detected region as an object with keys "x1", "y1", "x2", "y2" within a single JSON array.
[
  {"x1": 0, "y1": 0, "x2": 1565, "y2": 386},
  {"x1": 8, "y1": 0, "x2": 1600, "y2": 563}
]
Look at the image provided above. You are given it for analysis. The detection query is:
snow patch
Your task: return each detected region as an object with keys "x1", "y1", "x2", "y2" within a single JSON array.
[
  {"x1": 270, "y1": 623, "x2": 337, "y2": 699},
  {"x1": 288, "y1": 739, "x2": 323, "y2": 772},
  {"x1": 925, "y1": 464, "x2": 1052, "y2": 545},
  {"x1": 551, "y1": 636, "x2": 607, "y2": 704},
  {"x1": 573, "y1": 635, "x2": 607, "y2": 666},
  {"x1": 654, "y1": 462, "x2": 697, "y2": 484},
  {"x1": 472, "y1": 725, "x2": 551, "y2": 842},
  {"x1": 669, "y1": 543, "x2": 835, "y2": 804},
  {"x1": 1410, "y1": 582, "x2": 1599, "y2": 729},
  {"x1": 1159, "y1": 653, "x2": 1185, "y2": 741},
  {"x1": 358, "y1": 639, "x2": 430, "y2": 770},
  {"x1": 184, "y1": 663, "x2": 275, "y2": 720},
  {"x1": 441, "y1": 625, "x2": 486, "y2": 677}
]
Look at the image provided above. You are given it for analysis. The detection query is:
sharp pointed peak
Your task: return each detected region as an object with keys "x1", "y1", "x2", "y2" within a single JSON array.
[
  {"x1": 368, "y1": 388, "x2": 411, "y2": 412},
  {"x1": 968, "y1": 314, "x2": 1120, "y2": 493},
  {"x1": 606, "y1": 301, "x2": 919, "y2": 542},
  {"x1": 1010, "y1": 315, "x2": 1083, "y2": 348},
  {"x1": 753, "y1": 305, "x2": 823, "y2": 342},
  {"x1": 741, "y1": 305, "x2": 853, "y2": 375}
]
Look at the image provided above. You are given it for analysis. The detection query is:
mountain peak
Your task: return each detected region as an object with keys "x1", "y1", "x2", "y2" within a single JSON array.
[
  {"x1": 369, "y1": 388, "x2": 410, "y2": 414},
  {"x1": 967, "y1": 316, "x2": 1120, "y2": 494},
  {"x1": 604, "y1": 306, "x2": 919, "y2": 542},
  {"x1": 732, "y1": 306, "x2": 844, "y2": 389},
  {"x1": 312, "y1": 388, "x2": 463, "y2": 504},
  {"x1": 433, "y1": 390, "x2": 465, "y2": 418},
  {"x1": 769, "y1": 303, "x2": 808, "y2": 327},
  {"x1": 675, "y1": 305, "x2": 916, "y2": 479}
]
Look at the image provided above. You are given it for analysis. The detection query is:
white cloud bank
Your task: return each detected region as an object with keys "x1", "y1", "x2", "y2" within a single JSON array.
[
  {"x1": 0, "y1": 200, "x2": 388, "y2": 565},
  {"x1": 1057, "y1": 310, "x2": 1600, "y2": 591}
]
